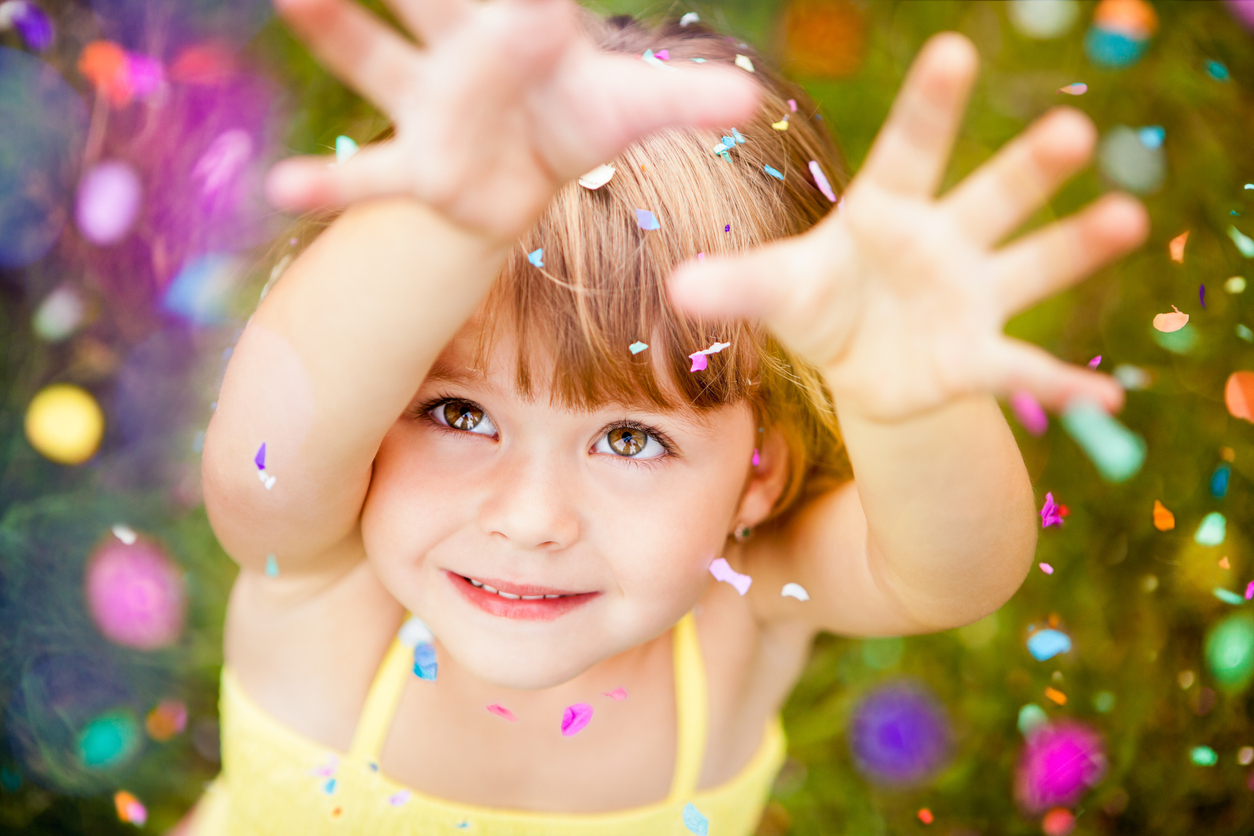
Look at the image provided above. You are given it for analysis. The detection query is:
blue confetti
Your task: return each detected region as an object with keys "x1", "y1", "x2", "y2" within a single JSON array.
[
  {"x1": 1138, "y1": 126, "x2": 1165, "y2": 149},
  {"x1": 1212, "y1": 463, "x2": 1231, "y2": 499},
  {"x1": 1206, "y1": 59, "x2": 1230, "y2": 81},
  {"x1": 324, "y1": 778, "x2": 336, "y2": 794},
  {"x1": 335, "y1": 135, "x2": 359, "y2": 164},
  {"x1": 629, "y1": 341, "x2": 649, "y2": 354},
  {"x1": 414, "y1": 642, "x2": 438, "y2": 681},
  {"x1": 764, "y1": 165, "x2": 784, "y2": 181},
  {"x1": 265, "y1": 554, "x2": 279, "y2": 577},
  {"x1": 1027, "y1": 629, "x2": 1072, "y2": 661},
  {"x1": 732, "y1": 128, "x2": 746, "y2": 144},
  {"x1": 636, "y1": 209, "x2": 660, "y2": 231},
  {"x1": 527, "y1": 248, "x2": 544, "y2": 268},
  {"x1": 682, "y1": 802, "x2": 709, "y2": 835},
  {"x1": 1215, "y1": 588, "x2": 1245, "y2": 606}
]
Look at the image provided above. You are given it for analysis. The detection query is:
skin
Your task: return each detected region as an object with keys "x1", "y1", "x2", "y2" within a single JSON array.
[{"x1": 190, "y1": 0, "x2": 1150, "y2": 827}]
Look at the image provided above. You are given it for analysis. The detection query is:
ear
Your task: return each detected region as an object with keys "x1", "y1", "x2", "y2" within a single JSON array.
[{"x1": 732, "y1": 425, "x2": 791, "y2": 531}]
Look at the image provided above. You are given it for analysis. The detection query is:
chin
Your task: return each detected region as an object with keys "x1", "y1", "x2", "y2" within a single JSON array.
[{"x1": 454, "y1": 638, "x2": 603, "y2": 691}]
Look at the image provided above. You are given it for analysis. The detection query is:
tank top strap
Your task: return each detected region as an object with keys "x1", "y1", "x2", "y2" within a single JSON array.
[
  {"x1": 666, "y1": 611, "x2": 709, "y2": 802},
  {"x1": 347, "y1": 635, "x2": 413, "y2": 762}
]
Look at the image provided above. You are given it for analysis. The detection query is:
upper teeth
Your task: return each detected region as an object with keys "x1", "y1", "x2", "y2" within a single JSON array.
[{"x1": 467, "y1": 577, "x2": 566, "y2": 599}]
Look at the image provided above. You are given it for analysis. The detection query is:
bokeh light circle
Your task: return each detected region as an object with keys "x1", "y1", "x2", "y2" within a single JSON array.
[
  {"x1": 24, "y1": 383, "x2": 105, "y2": 465},
  {"x1": 1007, "y1": 0, "x2": 1080, "y2": 40},
  {"x1": 1098, "y1": 126, "x2": 1165, "y2": 195},
  {"x1": 1205, "y1": 613, "x2": 1254, "y2": 691},
  {"x1": 848, "y1": 680, "x2": 951, "y2": 786},
  {"x1": 0, "y1": 47, "x2": 88, "y2": 266},
  {"x1": 75, "y1": 160, "x2": 143, "y2": 245},
  {"x1": 85, "y1": 538, "x2": 186, "y2": 649},
  {"x1": 1015, "y1": 720, "x2": 1107, "y2": 814}
]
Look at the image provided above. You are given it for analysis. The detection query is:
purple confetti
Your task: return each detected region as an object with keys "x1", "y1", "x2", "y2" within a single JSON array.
[
  {"x1": 254, "y1": 442, "x2": 266, "y2": 470},
  {"x1": 1040, "y1": 492, "x2": 1064, "y2": 528},
  {"x1": 724, "y1": 224, "x2": 731, "y2": 232},
  {"x1": 561, "y1": 703, "x2": 593, "y2": 736},
  {"x1": 636, "y1": 208, "x2": 660, "y2": 231},
  {"x1": 10, "y1": 1, "x2": 54, "y2": 51},
  {"x1": 1200, "y1": 284, "x2": 1207, "y2": 308}
]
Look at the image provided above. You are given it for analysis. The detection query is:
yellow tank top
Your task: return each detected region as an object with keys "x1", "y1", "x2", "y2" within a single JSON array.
[{"x1": 191, "y1": 613, "x2": 786, "y2": 836}]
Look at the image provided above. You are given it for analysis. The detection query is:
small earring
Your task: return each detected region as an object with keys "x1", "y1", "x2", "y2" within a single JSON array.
[{"x1": 734, "y1": 525, "x2": 753, "y2": 543}]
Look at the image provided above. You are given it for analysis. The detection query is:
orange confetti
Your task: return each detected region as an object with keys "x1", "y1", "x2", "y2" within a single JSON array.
[
  {"x1": 146, "y1": 700, "x2": 187, "y2": 741},
  {"x1": 1044, "y1": 686, "x2": 1067, "y2": 705},
  {"x1": 1226, "y1": 371, "x2": 1254, "y2": 422},
  {"x1": 78, "y1": 41, "x2": 132, "y2": 107},
  {"x1": 114, "y1": 791, "x2": 147, "y2": 825},
  {"x1": 1169, "y1": 230, "x2": 1190, "y2": 263},
  {"x1": 1094, "y1": 0, "x2": 1159, "y2": 37},
  {"x1": 1221, "y1": 446, "x2": 1236, "y2": 462},
  {"x1": 1153, "y1": 500, "x2": 1175, "y2": 531},
  {"x1": 917, "y1": 808, "x2": 934, "y2": 824},
  {"x1": 1220, "y1": 557, "x2": 1230, "y2": 569},
  {"x1": 1153, "y1": 305, "x2": 1189, "y2": 332}
]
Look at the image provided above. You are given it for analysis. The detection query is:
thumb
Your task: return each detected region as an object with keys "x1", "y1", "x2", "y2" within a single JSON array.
[{"x1": 668, "y1": 239, "x2": 802, "y2": 321}]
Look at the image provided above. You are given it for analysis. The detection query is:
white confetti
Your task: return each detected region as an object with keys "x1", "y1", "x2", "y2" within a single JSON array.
[
  {"x1": 735, "y1": 54, "x2": 755, "y2": 73},
  {"x1": 111, "y1": 524, "x2": 137, "y2": 545},
  {"x1": 781, "y1": 583, "x2": 810, "y2": 601},
  {"x1": 680, "y1": 12, "x2": 699, "y2": 26},
  {"x1": 578, "y1": 163, "x2": 616, "y2": 190}
]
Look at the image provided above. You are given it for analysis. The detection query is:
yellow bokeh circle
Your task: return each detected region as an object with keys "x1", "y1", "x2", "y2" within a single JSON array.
[{"x1": 25, "y1": 383, "x2": 105, "y2": 465}]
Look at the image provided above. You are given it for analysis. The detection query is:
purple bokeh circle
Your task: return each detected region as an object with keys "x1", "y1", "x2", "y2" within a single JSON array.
[
  {"x1": 849, "y1": 681, "x2": 952, "y2": 786},
  {"x1": 76, "y1": 161, "x2": 143, "y2": 246}
]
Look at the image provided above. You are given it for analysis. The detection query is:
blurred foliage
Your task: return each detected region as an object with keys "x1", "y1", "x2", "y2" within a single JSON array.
[{"x1": 3, "y1": 1, "x2": 1254, "y2": 835}]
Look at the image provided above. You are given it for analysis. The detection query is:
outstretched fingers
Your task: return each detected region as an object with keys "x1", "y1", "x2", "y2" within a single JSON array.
[
  {"x1": 274, "y1": 0, "x2": 417, "y2": 113},
  {"x1": 380, "y1": 0, "x2": 469, "y2": 43},
  {"x1": 857, "y1": 32, "x2": 978, "y2": 198},
  {"x1": 989, "y1": 338, "x2": 1125, "y2": 414},
  {"x1": 266, "y1": 144, "x2": 411, "y2": 210},
  {"x1": 990, "y1": 192, "x2": 1149, "y2": 318}
]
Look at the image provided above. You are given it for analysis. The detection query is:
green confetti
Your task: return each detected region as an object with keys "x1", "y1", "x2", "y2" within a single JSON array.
[
  {"x1": 1195, "y1": 512, "x2": 1227, "y2": 546},
  {"x1": 1238, "y1": 324, "x2": 1254, "y2": 342},
  {"x1": 1061, "y1": 400, "x2": 1146, "y2": 483},
  {"x1": 1230, "y1": 225, "x2": 1254, "y2": 258},
  {"x1": 1215, "y1": 588, "x2": 1245, "y2": 606},
  {"x1": 1205, "y1": 614, "x2": 1254, "y2": 690},
  {"x1": 1191, "y1": 746, "x2": 1218, "y2": 766}
]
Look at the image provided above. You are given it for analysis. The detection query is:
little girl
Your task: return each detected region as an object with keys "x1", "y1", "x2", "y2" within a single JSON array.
[{"x1": 191, "y1": 0, "x2": 1149, "y2": 833}]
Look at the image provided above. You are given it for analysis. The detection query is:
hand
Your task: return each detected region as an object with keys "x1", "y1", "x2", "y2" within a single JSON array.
[
  {"x1": 668, "y1": 32, "x2": 1149, "y2": 422},
  {"x1": 266, "y1": 0, "x2": 760, "y2": 242}
]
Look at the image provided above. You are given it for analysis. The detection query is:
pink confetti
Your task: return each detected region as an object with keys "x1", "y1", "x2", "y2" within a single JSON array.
[
  {"x1": 388, "y1": 790, "x2": 412, "y2": 806},
  {"x1": 1088, "y1": 355, "x2": 1101, "y2": 369},
  {"x1": 486, "y1": 704, "x2": 518, "y2": 722},
  {"x1": 655, "y1": 49, "x2": 670, "y2": 60},
  {"x1": 788, "y1": 98, "x2": 797, "y2": 112},
  {"x1": 689, "y1": 352, "x2": 709, "y2": 372},
  {"x1": 752, "y1": 448, "x2": 760, "y2": 467},
  {"x1": 808, "y1": 160, "x2": 837, "y2": 203},
  {"x1": 697, "y1": 252, "x2": 705, "y2": 261},
  {"x1": 603, "y1": 687, "x2": 628, "y2": 701},
  {"x1": 1245, "y1": 581, "x2": 1254, "y2": 601},
  {"x1": 709, "y1": 557, "x2": 752, "y2": 595},
  {"x1": 1040, "y1": 492, "x2": 1064, "y2": 529},
  {"x1": 561, "y1": 703, "x2": 593, "y2": 736},
  {"x1": 1058, "y1": 82, "x2": 1088, "y2": 95},
  {"x1": 1039, "y1": 563, "x2": 1054, "y2": 575},
  {"x1": 1010, "y1": 390, "x2": 1048, "y2": 436}
]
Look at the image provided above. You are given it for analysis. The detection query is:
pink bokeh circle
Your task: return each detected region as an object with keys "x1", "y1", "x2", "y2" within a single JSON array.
[
  {"x1": 85, "y1": 539, "x2": 186, "y2": 649},
  {"x1": 1227, "y1": 0, "x2": 1254, "y2": 29}
]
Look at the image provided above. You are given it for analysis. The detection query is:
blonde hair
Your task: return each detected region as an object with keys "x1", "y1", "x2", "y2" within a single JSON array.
[{"x1": 472, "y1": 13, "x2": 854, "y2": 525}]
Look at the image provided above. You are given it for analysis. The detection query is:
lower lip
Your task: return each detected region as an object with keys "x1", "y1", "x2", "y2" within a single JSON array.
[{"x1": 446, "y1": 571, "x2": 599, "y2": 621}]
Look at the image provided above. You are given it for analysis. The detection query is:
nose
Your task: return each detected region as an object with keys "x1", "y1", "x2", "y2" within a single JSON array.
[{"x1": 477, "y1": 446, "x2": 580, "y2": 551}]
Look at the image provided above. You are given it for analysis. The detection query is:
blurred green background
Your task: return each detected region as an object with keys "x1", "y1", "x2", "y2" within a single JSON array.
[{"x1": 3, "y1": 1, "x2": 1254, "y2": 834}]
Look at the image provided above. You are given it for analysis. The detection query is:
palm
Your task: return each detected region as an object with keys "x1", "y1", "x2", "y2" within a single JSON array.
[
  {"x1": 670, "y1": 33, "x2": 1149, "y2": 420},
  {"x1": 269, "y1": 0, "x2": 759, "y2": 240}
]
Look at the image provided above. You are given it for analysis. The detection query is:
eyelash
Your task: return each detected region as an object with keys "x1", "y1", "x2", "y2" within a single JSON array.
[{"x1": 408, "y1": 393, "x2": 679, "y2": 467}]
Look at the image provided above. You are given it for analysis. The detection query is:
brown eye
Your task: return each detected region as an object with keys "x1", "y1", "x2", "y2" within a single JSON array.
[
  {"x1": 442, "y1": 401, "x2": 483, "y2": 431},
  {"x1": 608, "y1": 426, "x2": 647, "y2": 456}
]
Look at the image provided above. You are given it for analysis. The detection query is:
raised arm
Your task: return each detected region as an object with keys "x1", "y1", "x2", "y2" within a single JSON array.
[
  {"x1": 671, "y1": 33, "x2": 1149, "y2": 635},
  {"x1": 202, "y1": 0, "x2": 761, "y2": 576}
]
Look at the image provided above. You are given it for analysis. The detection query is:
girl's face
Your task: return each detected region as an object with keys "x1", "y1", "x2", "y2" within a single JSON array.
[{"x1": 361, "y1": 322, "x2": 760, "y2": 690}]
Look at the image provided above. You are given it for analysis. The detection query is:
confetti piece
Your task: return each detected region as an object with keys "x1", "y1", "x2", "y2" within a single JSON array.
[
  {"x1": 1213, "y1": 463, "x2": 1231, "y2": 498},
  {"x1": 682, "y1": 802, "x2": 709, "y2": 835},
  {"x1": 764, "y1": 164, "x2": 784, "y2": 181},
  {"x1": 1245, "y1": 581, "x2": 1254, "y2": 600},
  {"x1": 1192, "y1": 745, "x2": 1219, "y2": 766},
  {"x1": 1039, "y1": 493, "x2": 1064, "y2": 528},
  {"x1": 1200, "y1": 284, "x2": 1206, "y2": 308},
  {"x1": 781, "y1": 582, "x2": 810, "y2": 601},
  {"x1": 724, "y1": 224, "x2": 731, "y2": 232},
  {"x1": 1230, "y1": 225, "x2": 1254, "y2": 257},
  {"x1": 111, "y1": 524, "x2": 137, "y2": 544},
  {"x1": 1088, "y1": 355, "x2": 1101, "y2": 369},
  {"x1": 311, "y1": 755, "x2": 337, "y2": 777},
  {"x1": 1215, "y1": 588, "x2": 1244, "y2": 606},
  {"x1": 527, "y1": 248, "x2": 544, "y2": 268},
  {"x1": 1061, "y1": 400, "x2": 1146, "y2": 483},
  {"x1": 1195, "y1": 512, "x2": 1227, "y2": 546},
  {"x1": 1010, "y1": 390, "x2": 1048, "y2": 436},
  {"x1": 398, "y1": 616, "x2": 434, "y2": 648},
  {"x1": 254, "y1": 443, "x2": 266, "y2": 470},
  {"x1": 561, "y1": 703, "x2": 593, "y2": 736},
  {"x1": 1039, "y1": 563, "x2": 1054, "y2": 574},
  {"x1": 334, "y1": 135, "x2": 358, "y2": 164},
  {"x1": 1058, "y1": 82, "x2": 1088, "y2": 95},
  {"x1": 709, "y1": 557, "x2": 752, "y2": 595},
  {"x1": 389, "y1": 790, "x2": 411, "y2": 806},
  {"x1": 1153, "y1": 305, "x2": 1189, "y2": 332},
  {"x1": 696, "y1": 253, "x2": 705, "y2": 261},
  {"x1": 1044, "y1": 686, "x2": 1067, "y2": 705},
  {"x1": 487, "y1": 704, "x2": 517, "y2": 722},
  {"x1": 1169, "y1": 230, "x2": 1189, "y2": 262},
  {"x1": 689, "y1": 353, "x2": 708, "y2": 372},
  {"x1": 808, "y1": 160, "x2": 837, "y2": 202},
  {"x1": 265, "y1": 554, "x2": 279, "y2": 577},
  {"x1": 1028, "y1": 629, "x2": 1071, "y2": 661},
  {"x1": 413, "y1": 642, "x2": 438, "y2": 681},
  {"x1": 324, "y1": 778, "x2": 336, "y2": 794},
  {"x1": 1221, "y1": 557, "x2": 1231, "y2": 569},
  {"x1": 1227, "y1": 276, "x2": 1247, "y2": 293},
  {"x1": 732, "y1": 128, "x2": 745, "y2": 144},
  {"x1": 629, "y1": 341, "x2": 648, "y2": 354},
  {"x1": 771, "y1": 116, "x2": 789, "y2": 131},
  {"x1": 1206, "y1": 60, "x2": 1230, "y2": 81},
  {"x1": 578, "y1": 163, "x2": 616, "y2": 190},
  {"x1": 734, "y1": 54, "x2": 754, "y2": 72},
  {"x1": 114, "y1": 791, "x2": 147, "y2": 826},
  {"x1": 680, "y1": 12, "x2": 699, "y2": 26},
  {"x1": 1153, "y1": 500, "x2": 1175, "y2": 531},
  {"x1": 917, "y1": 808, "x2": 934, "y2": 825},
  {"x1": 258, "y1": 471, "x2": 276, "y2": 490},
  {"x1": 641, "y1": 49, "x2": 672, "y2": 70},
  {"x1": 603, "y1": 687, "x2": 627, "y2": 700},
  {"x1": 636, "y1": 209, "x2": 660, "y2": 231},
  {"x1": 788, "y1": 98, "x2": 797, "y2": 112},
  {"x1": 1226, "y1": 371, "x2": 1254, "y2": 421},
  {"x1": 752, "y1": 448, "x2": 760, "y2": 467},
  {"x1": 146, "y1": 700, "x2": 187, "y2": 741},
  {"x1": 655, "y1": 49, "x2": 670, "y2": 60}
]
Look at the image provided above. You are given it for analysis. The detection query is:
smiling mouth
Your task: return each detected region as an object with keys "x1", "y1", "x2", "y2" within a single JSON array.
[
  {"x1": 447, "y1": 571, "x2": 598, "y2": 621},
  {"x1": 461, "y1": 576, "x2": 578, "y2": 601}
]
